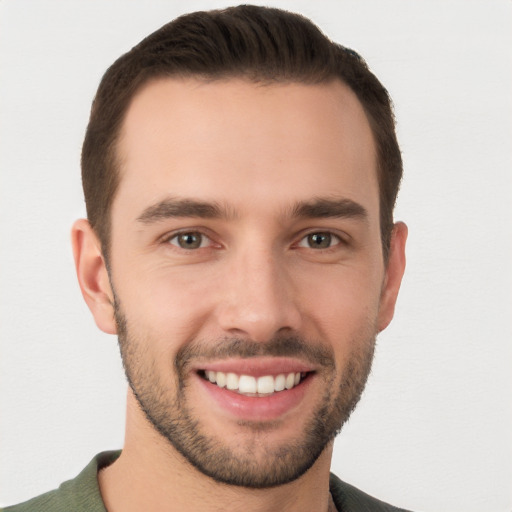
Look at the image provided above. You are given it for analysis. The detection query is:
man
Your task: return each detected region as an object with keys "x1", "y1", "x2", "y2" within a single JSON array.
[{"x1": 4, "y1": 5, "x2": 409, "y2": 511}]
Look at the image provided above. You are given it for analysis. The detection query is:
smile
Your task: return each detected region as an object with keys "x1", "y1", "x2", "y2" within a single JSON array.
[{"x1": 200, "y1": 370, "x2": 309, "y2": 396}]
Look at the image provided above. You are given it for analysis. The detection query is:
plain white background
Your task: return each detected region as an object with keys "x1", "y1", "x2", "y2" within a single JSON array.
[{"x1": 1, "y1": 1, "x2": 511, "y2": 510}]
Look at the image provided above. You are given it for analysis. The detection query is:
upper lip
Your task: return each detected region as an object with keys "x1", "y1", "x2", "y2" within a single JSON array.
[{"x1": 192, "y1": 357, "x2": 317, "y2": 377}]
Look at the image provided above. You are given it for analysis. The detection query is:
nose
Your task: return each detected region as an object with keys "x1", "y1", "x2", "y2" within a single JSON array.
[{"x1": 216, "y1": 246, "x2": 302, "y2": 342}]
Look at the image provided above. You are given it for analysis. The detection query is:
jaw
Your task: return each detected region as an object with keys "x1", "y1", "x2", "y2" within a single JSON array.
[
  {"x1": 119, "y1": 336, "x2": 375, "y2": 492},
  {"x1": 104, "y1": 392, "x2": 336, "y2": 512}
]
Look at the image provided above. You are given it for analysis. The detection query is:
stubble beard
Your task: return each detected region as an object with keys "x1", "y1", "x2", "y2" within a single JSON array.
[{"x1": 114, "y1": 303, "x2": 376, "y2": 489}]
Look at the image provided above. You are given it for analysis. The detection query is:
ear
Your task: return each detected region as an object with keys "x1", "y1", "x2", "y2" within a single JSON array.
[
  {"x1": 71, "y1": 219, "x2": 117, "y2": 335},
  {"x1": 377, "y1": 221, "x2": 408, "y2": 332}
]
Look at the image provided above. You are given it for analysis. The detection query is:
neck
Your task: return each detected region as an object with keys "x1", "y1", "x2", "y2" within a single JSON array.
[{"x1": 98, "y1": 392, "x2": 335, "y2": 512}]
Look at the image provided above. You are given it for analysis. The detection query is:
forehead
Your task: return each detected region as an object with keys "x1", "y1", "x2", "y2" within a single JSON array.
[{"x1": 114, "y1": 77, "x2": 378, "y2": 220}]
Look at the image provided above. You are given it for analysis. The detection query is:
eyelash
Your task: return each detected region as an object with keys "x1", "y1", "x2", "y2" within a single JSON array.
[
  {"x1": 296, "y1": 231, "x2": 344, "y2": 250},
  {"x1": 164, "y1": 231, "x2": 216, "y2": 250},
  {"x1": 162, "y1": 230, "x2": 346, "y2": 252}
]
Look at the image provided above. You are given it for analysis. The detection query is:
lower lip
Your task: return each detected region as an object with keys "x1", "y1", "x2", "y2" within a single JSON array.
[{"x1": 196, "y1": 373, "x2": 313, "y2": 422}]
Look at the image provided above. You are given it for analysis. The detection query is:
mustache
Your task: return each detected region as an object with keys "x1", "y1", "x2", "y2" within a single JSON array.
[{"x1": 175, "y1": 335, "x2": 335, "y2": 374}]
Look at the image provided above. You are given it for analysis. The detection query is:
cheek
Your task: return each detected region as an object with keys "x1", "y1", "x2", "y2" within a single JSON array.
[
  {"x1": 115, "y1": 263, "x2": 222, "y2": 343},
  {"x1": 296, "y1": 263, "x2": 383, "y2": 340}
]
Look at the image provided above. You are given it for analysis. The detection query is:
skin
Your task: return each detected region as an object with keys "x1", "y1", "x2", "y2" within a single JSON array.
[{"x1": 72, "y1": 78, "x2": 407, "y2": 512}]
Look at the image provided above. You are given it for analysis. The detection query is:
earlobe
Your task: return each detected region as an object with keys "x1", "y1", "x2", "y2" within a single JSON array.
[
  {"x1": 71, "y1": 219, "x2": 117, "y2": 335},
  {"x1": 377, "y1": 221, "x2": 408, "y2": 332}
]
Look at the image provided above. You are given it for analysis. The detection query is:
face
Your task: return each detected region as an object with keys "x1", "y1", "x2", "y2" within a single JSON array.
[{"x1": 96, "y1": 78, "x2": 403, "y2": 487}]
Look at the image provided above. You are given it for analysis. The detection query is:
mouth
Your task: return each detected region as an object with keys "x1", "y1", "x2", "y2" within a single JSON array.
[
  {"x1": 198, "y1": 370, "x2": 310, "y2": 397},
  {"x1": 192, "y1": 358, "x2": 317, "y2": 421}
]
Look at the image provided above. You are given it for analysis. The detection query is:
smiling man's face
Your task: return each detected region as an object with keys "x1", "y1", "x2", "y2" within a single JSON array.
[{"x1": 94, "y1": 78, "x2": 405, "y2": 487}]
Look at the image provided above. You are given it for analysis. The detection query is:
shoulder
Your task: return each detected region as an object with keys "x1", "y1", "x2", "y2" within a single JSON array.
[
  {"x1": 1, "y1": 451, "x2": 120, "y2": 512},
  {"x1": 329, "y1": 473, "x2": 413, "y2": 512},
  {"x1": 2, "y1": 488, "x2": 71, "y2": 512}
]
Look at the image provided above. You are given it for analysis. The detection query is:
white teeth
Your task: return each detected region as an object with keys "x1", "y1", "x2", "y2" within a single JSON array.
[
  {"x1": 239, "y1": 375, "x2": 257, "y2": 394},
  {"x1": 285, "y1": 373, "x2": 295, "y2": 390},
  {"x1": 226, "y1": 372, "x2": 239, "y2": 390},
  {"x1": 257, "y1": 375, "x2": 275, "y2": 394},
  {"x1": 215, "y1": 371, "x2": 226, "y2": 388},
  {"x1": 274, "y1": 374, "x2": 286, "y2": 392},
  {"x1": 204, "y1": 371, "x2": 305, "y2": 395}
]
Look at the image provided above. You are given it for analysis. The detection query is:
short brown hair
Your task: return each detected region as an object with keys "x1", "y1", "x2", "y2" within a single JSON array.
[{"x1": 81, "y1": 5, "x2": 402, "y2": 260}]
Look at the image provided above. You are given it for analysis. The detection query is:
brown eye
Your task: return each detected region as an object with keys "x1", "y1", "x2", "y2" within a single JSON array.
[
  {"x1": 170, "y1": 232, "x2": 205, "y2": 249},
  {"x1": 308, "y1": 233, "x2": 331, "y2": 248}
]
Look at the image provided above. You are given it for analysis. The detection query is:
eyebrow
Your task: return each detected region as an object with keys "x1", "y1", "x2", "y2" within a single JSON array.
[
  {"x1": 136, "y1": 198, "x2": 234, "y2": 224},
  {"x1": 136, "y1": 196, "x2": 368, "y2": 224},
  {"x1": 290, "y1": 197, "x2": 368, "y2": 221}
]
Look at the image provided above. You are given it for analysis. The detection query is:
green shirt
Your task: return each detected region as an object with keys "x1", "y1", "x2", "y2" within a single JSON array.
[{"x1": 2, "y1": 451, "x2": 411, "y2": 511}]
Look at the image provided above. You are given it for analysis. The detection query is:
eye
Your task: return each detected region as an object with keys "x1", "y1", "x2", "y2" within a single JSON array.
[
  {"x1": 297, "y1": 232, "x2": 341, "y2": 249},
  {"x1": 168, "y1": 231, "x2": 210, "y2": 250}
]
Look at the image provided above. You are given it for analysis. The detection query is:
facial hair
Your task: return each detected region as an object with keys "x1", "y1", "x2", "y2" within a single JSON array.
[{"x1": 114, "y1": 301, "x2": 376, "y2": 489}]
